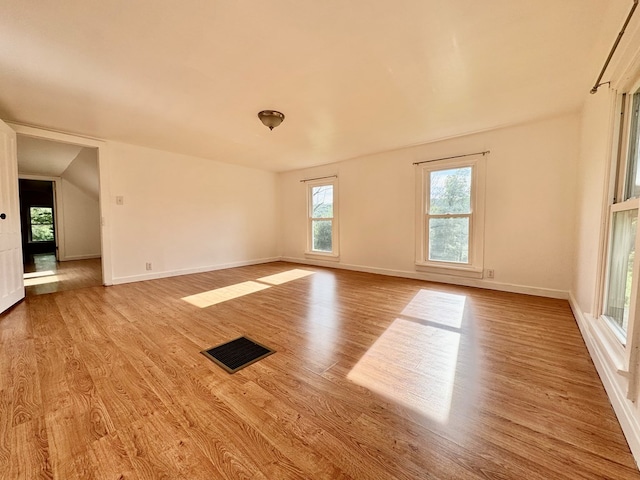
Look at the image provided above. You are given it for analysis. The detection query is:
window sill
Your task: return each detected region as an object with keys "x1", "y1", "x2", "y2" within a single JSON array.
[
  {"x1": 305, "y1": 251, "x2": 340, "y2": 262},
  {"x1": 603, "y1": 315, "x2": 628, "y2": 346},
  {"x1": 415, "y1": 262, "x2": 483, "y2": 279},
  {"x1": 593, "y1": 314, "x2": 627, "y2": 373}
]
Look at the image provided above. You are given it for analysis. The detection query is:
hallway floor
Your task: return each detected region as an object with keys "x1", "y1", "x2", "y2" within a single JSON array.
[{"x1": 23, "y1": 253, "x2": 102, "y2": 296}]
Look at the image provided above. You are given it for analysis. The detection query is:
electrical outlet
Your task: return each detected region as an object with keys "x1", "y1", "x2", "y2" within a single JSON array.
[
  {"x1": 486, "y1": 269, "x2": 495, "y2": 279},
  {"x1": 146, "y1": 262, "x2": 152, "y2": 271}
]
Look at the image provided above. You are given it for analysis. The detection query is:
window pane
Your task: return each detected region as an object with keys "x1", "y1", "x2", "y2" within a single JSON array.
[
  {"x1": 428, "y1": 217, "x2": 469, "y2": 263},
  {"x1": 30, "y1": 206, "x2": 53, "y2": 225},
  {"x1": 605, "y1": 209, "x2": 638, "y2": 337},
  {"x1": 429, "y1": 167, "x2": 471, "y2": 215},
  {"x1": 312, "y1": 185, "x2": 333, "y2": 218},
  {"x1": 31, "y1": 224, "x2": 54, "y2": 242},
  {"x1": 312, "y1": 220, "x2": 332, "y2": 252},
  {"x1": 626, "y1": 93, "x2": 640, "y2": 200}
]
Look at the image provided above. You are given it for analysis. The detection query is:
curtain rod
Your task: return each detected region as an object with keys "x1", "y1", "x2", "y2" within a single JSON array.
[
  {"x1": 413, "y1": 150, "x2": 490, "y2": 166},
  {"x1": 300, "y1": 175, "x2": 337, "y2": 183},
  {"x1": 591, "y1": 0, "x2": 638, "y2": 94}
]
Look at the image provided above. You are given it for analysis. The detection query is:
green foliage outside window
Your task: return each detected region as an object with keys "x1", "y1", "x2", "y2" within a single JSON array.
[
  {"x1": 30, "y1": 207, "x2": 54, "y2": 242},
  {"x1": 311, "y1": 185, "x2": 333, "y2": 252},
  {"x1": 428, "y1": 168, "x2": 471, "y2": 263},
  {"x1": 313, "y1": 220, "x2": 332, "y2": 252}
]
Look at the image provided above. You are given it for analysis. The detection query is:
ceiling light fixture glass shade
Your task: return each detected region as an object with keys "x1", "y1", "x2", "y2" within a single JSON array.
[{"x1": 258, "y1": 110, "x2": 285, "y2": 130}]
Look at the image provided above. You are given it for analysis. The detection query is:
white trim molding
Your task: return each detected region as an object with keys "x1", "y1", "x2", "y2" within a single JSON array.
[
  {"x1": 305, "y1": 177, "x2": 340, "y2": 259},
  {"x1": 62, "y1": 254, "x2": 101, "y2": 261},
  {"x1": 415, "y1": 154, "x2": 487, "y2": 277},
  {"x1": 18, "y1": 174, "x2": 66, "y2": 261},
  {"x1": 111, "y1": 257, "x2": 281, "y2": 285},
  {"x1": 569, "y1": 293, "x2": 640, "y2": 467},
  {"x1": 8, "y1": 122, "x2": 113, "y2": 285},
  {"x1": 281, "y1": 256, "x2": 568, "y2": 299}
]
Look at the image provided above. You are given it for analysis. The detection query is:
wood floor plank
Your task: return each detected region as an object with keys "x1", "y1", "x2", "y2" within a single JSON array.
[
  {"x1": 102, "y1": 320, "x2": 278, "y2": 480},
  {"x1": 6, "y1": 416, "x2": 52, "y2": 480},
  {"x1": 215, "y1": 379, "x2": 360, "y2": 480},
  {"x1": 0, "y1": 390, "x2": 13, "y2": 478},
  {"x1": 24, "y1": 255, "x2": 102, "y2": 297},
  {"x1": 55, "y1": 431, "x2": 135, "y2": 480},
  {"x1": 1, "y1": 261, "x2": 639, "y2": 479},
  {"x1": 116, "y1": 409, "x2": 227, "y2": 480},
  {"x1": 27, "y1": 296, "x2": 115, "y2": 476},
  {"x1": 6, "y1": 338, "x2": 42, "y2": 427}
]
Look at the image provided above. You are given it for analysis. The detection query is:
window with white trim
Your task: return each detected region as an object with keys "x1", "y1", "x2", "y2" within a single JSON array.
[
  {"x1": 602, "y1": 88, "x2": 640, "y2": 344},
  {"x1": 306, "y1": 179, "x2": 339, "y2": 258},
  {"x1": 29, "y1": 206, "x2": 55, "y2": 242},
  {"x1": 415, "y1": 156, "x2": 486, "y2": 278}
]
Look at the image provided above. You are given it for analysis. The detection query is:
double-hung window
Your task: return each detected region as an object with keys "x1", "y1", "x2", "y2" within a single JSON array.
[
  {"x1": 306, "y1": 178, "x2": 339, "y2": 258},
  {"x1": 29, "y1": 206, "x2": 55, "y2": 242},
  {"x1": 602, "y1": 88, "x2": 640, "y2": 344},
  {"x1": 415, "y1": 155, "x2": 486, "y2": 278}
]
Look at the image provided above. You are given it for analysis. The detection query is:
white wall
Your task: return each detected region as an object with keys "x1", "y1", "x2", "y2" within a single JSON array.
[
  {"x1": 570, "y1": 86, "x2": 640, "y2": 466},
  {"x1": 569, "y1": 16, "x2": 640, "y2": 466},
  {"x1": 572, "y1": 90, "x2": 614, "y2": 314},
  {"x1": 280, "y1": 113, "x2": 579, "y2": 297},
  {"x1": 108, "y1": 142, "x2": 279, "y2": 283},
  {"x1": 60, "y1": 148, "x2": 102, "y2": 260}
]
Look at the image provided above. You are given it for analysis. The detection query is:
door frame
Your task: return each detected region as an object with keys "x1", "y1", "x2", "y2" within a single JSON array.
[
  {"x1": 19, "y1": 175, "x2": 63, "y2": 261},
  {"x1": 9, "y1": 123, "x2": 113, "y2": 286}
]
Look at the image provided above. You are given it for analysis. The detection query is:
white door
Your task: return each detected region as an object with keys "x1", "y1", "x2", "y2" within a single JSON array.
[{"x1": 0, "y1": 120, "x2": 24, "y2": 314}]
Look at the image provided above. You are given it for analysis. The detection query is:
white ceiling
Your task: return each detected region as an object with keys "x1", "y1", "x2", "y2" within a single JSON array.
[
  {"x1": 17, "y1": 136, "x2": 83, "y2": 176},
  {"x1": 0, "y1": 1, "x2": 632, "y2": 172}
]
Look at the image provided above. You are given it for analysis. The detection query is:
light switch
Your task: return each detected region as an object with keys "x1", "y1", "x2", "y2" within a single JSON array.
[{"x1": 116, "y1": 196, "x2": 124, "y2": 205}]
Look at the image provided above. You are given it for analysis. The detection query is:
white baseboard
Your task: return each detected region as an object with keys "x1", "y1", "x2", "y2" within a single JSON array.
[
  {"x1": 107, "y1": 252, "x2": 639, "y2": 468},
  {"x1": 111, "y1": 257, "x2": 281, "y2": 285},
  {"x1": 568, "y1": 293, "x2": 640, "y2": 468},
  {"x1": 60, "y1": 254, "x2": 101, "y2": 261},
  {"x1": 280, "y1": 256, "x2": 568, "y2": 299},
  {"x1": 112, "y1": 255, "x2": 567, "y2": 298}
]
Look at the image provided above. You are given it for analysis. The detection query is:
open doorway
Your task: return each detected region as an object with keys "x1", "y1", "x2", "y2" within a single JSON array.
[
  {"x1": 19, "y1": 179, "x2": 57, "y2": 259},
  {"x1": 17, "y1": 135, "x2": 103, "y2": 296}
]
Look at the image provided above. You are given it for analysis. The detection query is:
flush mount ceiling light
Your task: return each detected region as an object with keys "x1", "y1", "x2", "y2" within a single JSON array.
[{"x1": 258, "y1": 110, "x2": 285, "y2": 130}]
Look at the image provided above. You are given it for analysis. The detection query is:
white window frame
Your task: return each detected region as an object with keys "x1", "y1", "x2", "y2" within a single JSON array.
[
  {"x1": 29, "y1": 205, "x2": 55, "y2": 243},
  {"x1": 415, "y1": 155, "x2": 486, "y2": 278},
  {"x1": 599, "y1": 82, "x2": 640, "y2": 365},
  {"x1": 305, "y1": 178, "x2": 339, "y2": 260}
]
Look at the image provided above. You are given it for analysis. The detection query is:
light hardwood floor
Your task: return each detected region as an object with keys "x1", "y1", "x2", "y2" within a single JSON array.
[
  {"x1": 1, "y1": 261, "x2": 639, "y2": 479},
  {"x1": 23, "y1": 254, "x2": 102, "y2": 296}
]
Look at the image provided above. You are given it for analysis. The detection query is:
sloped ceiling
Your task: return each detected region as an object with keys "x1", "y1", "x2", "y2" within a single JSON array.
[
  {"x1": 61, "y1": 147, "x2": 100, "y2": 200},
  {"x1": 17, "y1": 136, "x2": 83, "y2": 176},
  {"x1": 0, "y1": 1, "x2": 633, "y2": 171}
]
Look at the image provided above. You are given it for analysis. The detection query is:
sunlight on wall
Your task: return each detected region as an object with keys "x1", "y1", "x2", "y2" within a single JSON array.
[
  {"x1": 181, "y1": 281, "x2": 271, "y2": 308},
  {"x1": 348, "y1": 290, "x2": 466, "y2": 423},
  {"x1": 257, "y1": 269, "x2": 314, "y2": 285}
]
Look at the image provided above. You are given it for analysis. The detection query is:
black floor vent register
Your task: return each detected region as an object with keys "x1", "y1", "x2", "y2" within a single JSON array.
[{"x1": 201, "y1": 336, "x2": 275, "y2": 373}]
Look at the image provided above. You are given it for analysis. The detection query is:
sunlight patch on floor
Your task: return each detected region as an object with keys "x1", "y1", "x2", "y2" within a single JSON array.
[
  {"x1": 348, "y1": 290, "x2": 466, "y2": 423},
  {"x1": 182, "y1": 269, "x2": 314, "y2": 308},
  {"x1": 257, "y1": 269, "x2": 314, "y2": 285},
  {"x1": 23, "y1": 270, "x2": 56, "y2": 279},
  {"x1": 181, "y1": 281, "x2": 271, "y2": 308},
  {"x1": 305, "y1": 272, "x2": 338, "y2": 369},
  {"x1": 24, "y1": 274, "x2": 61, "y2": 286},
  {"x1": 401, "y1": 289, "x2": 466, "y2": 329}
]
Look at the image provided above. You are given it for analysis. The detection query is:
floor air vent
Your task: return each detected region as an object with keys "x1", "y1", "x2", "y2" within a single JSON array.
[{"x1": 201, "y1": 336, "x2": 275, "y2": 373}]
